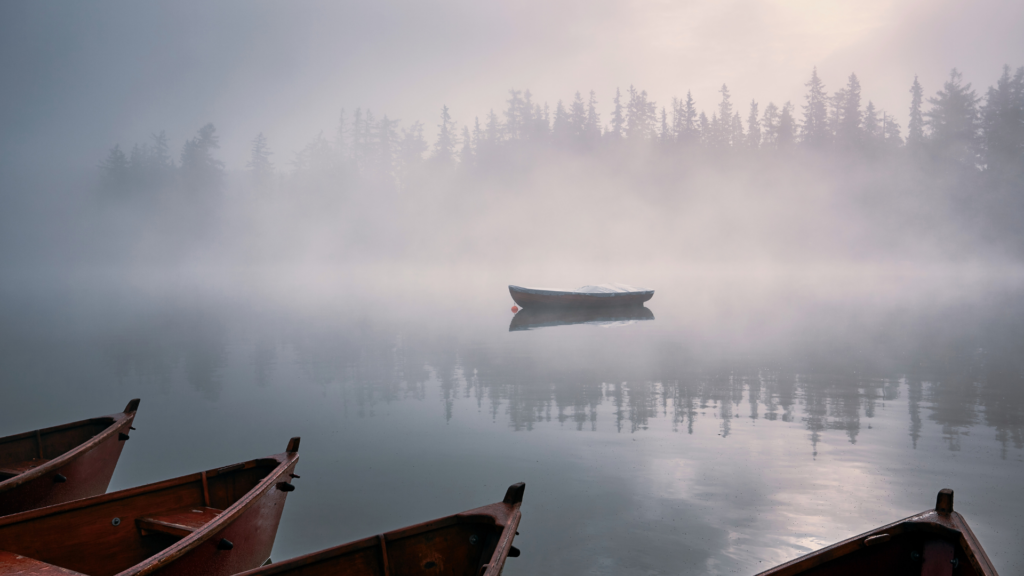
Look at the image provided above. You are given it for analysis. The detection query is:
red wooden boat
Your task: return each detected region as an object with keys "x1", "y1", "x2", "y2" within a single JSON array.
[
  {"x1": 757, "y1": 489, "x2": 998, "y2": 576},
  {"x1": 0, "y1": 399, "x2": 141, "y2": 517},
  {"x1": 0, "y1": 437, "x2": 301, "y2": 576},
  {"x1": 234, "y1": 482, "x2": 525, "y2": 576},
  {"x1": 509, "y1": 284, "x2": 654, "y2": 309}
]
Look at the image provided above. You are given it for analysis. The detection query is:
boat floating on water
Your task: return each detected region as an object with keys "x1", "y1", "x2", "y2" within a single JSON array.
[
  {"x1": 756, "y1": 489, "x2": 998, "y2": 576},
  {"x1": 0, "y1": 437, "x2": 300, "y2": 576},
  {"x1": 234, "y1": 482, "x2": 525, "y2": 576},
  {"x1": 0, "y1": 399, "x2": 141, "y2": 517},
  {"x1": 508, "y1": 283, "x2": 654, "y2": 308}
]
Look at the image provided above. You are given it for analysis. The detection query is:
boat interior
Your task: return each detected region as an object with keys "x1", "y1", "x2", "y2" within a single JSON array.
[
  {"x1": 0, "y1": 458, "x2": 282, "y2": 576},
  {"x1": 0, "y1": 418, "x2": 117, "y2": 482},
  {"x1": 246, "y1": 510, "x2": 514, "y2": 576}
]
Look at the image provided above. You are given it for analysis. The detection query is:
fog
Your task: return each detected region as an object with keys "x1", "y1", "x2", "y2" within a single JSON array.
[{"x1": 2, "y1": 3, "x2": 1024, "y2": 574}]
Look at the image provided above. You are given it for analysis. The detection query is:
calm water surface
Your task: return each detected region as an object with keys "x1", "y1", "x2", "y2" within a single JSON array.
[{"x1": 1, "y1": 269, "x2": 1022, "y2": 575}]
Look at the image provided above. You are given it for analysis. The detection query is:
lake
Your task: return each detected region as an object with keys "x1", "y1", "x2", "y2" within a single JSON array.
[{"x1": 1, "y1": 264, "x2": 1022, "y2": 574}]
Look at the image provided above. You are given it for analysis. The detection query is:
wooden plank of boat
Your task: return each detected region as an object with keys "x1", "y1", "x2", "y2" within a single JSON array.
[
  {"x1": 510, "y1": 305, "x2": 654, "y2": 331},
  {"x1": 0, "y1": 437, "x2": 301, "y2": 576},
  {"x1": 756, "y1": 489, "x2": 998, "y2": 576},
  {"x1": 0, "y1": 399, "x2": 141, "y2": 517},
  {"x1": 233, "y1": 482, "x2": 526, "y2": 576},
  {"x1": 509, "y1": 284, "x2": 654, "y2": 309}
]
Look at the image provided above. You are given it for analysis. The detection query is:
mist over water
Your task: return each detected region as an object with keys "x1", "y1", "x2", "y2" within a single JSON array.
[{"x1": 2, "y1": 2, "x2": 1024, "y2": 575}]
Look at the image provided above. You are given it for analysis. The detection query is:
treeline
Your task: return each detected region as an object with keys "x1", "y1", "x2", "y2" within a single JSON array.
[{"x1": 101, "y1": 64, "x2": 1024, "y2": 194}]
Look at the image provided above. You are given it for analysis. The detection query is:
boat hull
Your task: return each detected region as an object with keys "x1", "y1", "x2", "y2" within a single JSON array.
[
  {"x1": 757, "y1": 489, "x2": 998, "y2": 576},
  {"x1": 508, "y1": 285, "x2": 653, "y2": 308},
  {"x1": 0, "y1": 399, "x2": 140, "y2": 517},
  {"x1": 0, "y1": 438, "x2": 300, "y2": 576},
  {"x1": 234, "y1": 482, "x2": 525, "y2": 576}
]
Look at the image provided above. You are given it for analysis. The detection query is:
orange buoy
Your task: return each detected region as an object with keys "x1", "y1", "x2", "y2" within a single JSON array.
[{"x1": 511, "y1": 305, "x2": 519, "y2": 313}]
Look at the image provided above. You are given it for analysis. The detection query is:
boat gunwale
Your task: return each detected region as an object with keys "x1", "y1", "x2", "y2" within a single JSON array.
[
  {"x1": 0, "y1": 399, "x2": 140, "y2": 494},
  {"x1": 508, "y1": 285, "x2": 654, "y2": 298},
  {"x1": 232, "y1": 487, "x2": 523, "y2": 576},
  {"x1": 754, "y1": 508, "x2": 998, "y2": 576},
  {"x1": 0, "y1": 438, "x2": 299, "y2": 576}
]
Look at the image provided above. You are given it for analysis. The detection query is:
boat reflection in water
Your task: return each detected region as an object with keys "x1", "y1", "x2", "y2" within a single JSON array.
[{"x1": 509, "y1": 305, "x2": 655, "y2": 331}]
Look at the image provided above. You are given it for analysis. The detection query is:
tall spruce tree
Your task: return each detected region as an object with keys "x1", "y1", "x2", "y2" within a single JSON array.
[
  {"x1": 837, "y1": 73, "x2": 863, "y2": 148},
  {"x1": 801, "y1": 68, "x2": 830, "y2": 147},
  {"x1": 981, "y1": 65, "x2": 1024, "y2": 173},
  {"x1": 925, "y1": 68, "x2": 980, "y2": 166},
  {"x1": 432, "y1": 105, "x2": 458, "y2": 163},
  {"x1": 761, "y1": 102, "x2": 780, "y2": 148},
  {"x1": 608, "y1": 88, "x2": 625, "y2": 139},
  {"x1": 246, "y1": 132, "x2": 274, "y2": 186},
  {"x1": 585, "y1": 90, "x2": 602, "y2": 143},
  {"x1": 746, "y1": 100, "x2": 760, "y2": 149},
  {"x1": 907, "y1": 76, "x2": 926, "y2": 150},
  {"x1": 179, "y1": 123, "x2": 224, "y2": 191},
  {"x1": 778, "y1": 102, "x2": 796, "y2": 148}
]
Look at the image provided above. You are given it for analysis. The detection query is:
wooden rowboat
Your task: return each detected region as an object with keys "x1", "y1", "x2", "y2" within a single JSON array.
[
  {"x1": 757, "y1": 489, "x2": 998, "y2": 576},
  {"x1": 0, "y1": 437, "x2": 301, "y2": 576},
  {"x1": 234, "y1": 482, "x2": 525, "y2": 576},
  {"x1": 509, "y1": 284, "x2": 654, "y2": 309},
  {"x1": 0, "y1": 399, "x2": 141, "y2": 517}
]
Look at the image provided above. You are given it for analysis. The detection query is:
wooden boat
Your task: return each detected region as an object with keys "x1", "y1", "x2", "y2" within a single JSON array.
[
  {"x1": 509, "y1": 284, "x2": 654, "y2": 309},
  {"x1": 509, "y1": 305, "x2": 654, "y2": 331},
  {"x1": 0, "y1": 437, "x2": 301, "y2": 576},
  {"x1": 0, "y1": 399, "x2": 141, "y2": 517},
  {"x1": 756, "y1": 489, "x2": 998, "y2": 576},
  {"x1": 234, "y1": 482, "x2": 525, "y2": 576}
]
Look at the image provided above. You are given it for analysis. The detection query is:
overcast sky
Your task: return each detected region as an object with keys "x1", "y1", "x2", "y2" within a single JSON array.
[{"x1": 1, "y1": 0, "x2": 1022, "y2": 173}]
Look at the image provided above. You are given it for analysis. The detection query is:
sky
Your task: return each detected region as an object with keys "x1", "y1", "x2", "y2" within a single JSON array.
[{"x1": 1, "y1": 0, "x2": 1022, "y2": 173}]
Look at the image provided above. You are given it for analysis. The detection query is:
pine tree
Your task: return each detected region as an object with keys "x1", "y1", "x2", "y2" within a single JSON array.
[
  {"x1": 678, "y1": 91, "x2": 698, "y2": 146},
  {"x1": 180, "y1": 123, "x2": 224, "y2": 191},
  {"x1": 925, "y1": 68, "x2": 981, "y2": 166},
  {"x1": 882, "y1": 111, "x2": 903, "y2": 148},
  {"x1": 552, "y1": 100, "x2": 571, "y2": 144},
  {"x1": 731, "y1": 112, "x2": 744, "y2": 149},
  {"x1": 100, "y1": 144, "x2": 130, "y2": 193},
  {"x1": 659, "y1": 107, "x2": 670, "y2": 144},
  {"x1": 570, "y1": 91, "x2": 587, "y2": 141},
  {"x1": 459, "y1": 126, "x2": 473, "y2": 165},
  {"x1": 778, "y1": 102, "x2": 796, "y2": 148},
  {"x1": 837, "y1": 73, "x2": 863, "y2": 147},
  {"x1": 375, "y1": 116, "x2": 399, "y2": 178},
  {"x1": 485, "y1": 109, "x2": 502, "y2": 148},
  {"x1": 801, "y1": 68, "x2": 830, "y2": 147},
  {"x1": 432, "y1": 105, "x2": 458, "y2": 163},
  {"x1": 981, "y1": 65, "x2": 1024, "y2": 172},
  {"x1": 585, "y1": 90, "x2": 602, "y2": 143},
  {"x1": 761, "y1": 102, "x2": 780, "y2": 148},
  {"x1": 746, "y1": 100, "x2": 761, "y2": 149},
  {"x1": 398, "y1": 121, "x2": 427, "y2": 175},
  {"x1": 246, "y1": 132, "x2": 274, "y2": 186},
  {"x1": 504, "y1": 90, "x2": 525, "y2": 141},
  {"x1": 717, "y1": 84, "x2": 734, "y2": 147},
  {"x1": 698, "y1": 112, "x2": 711, "y2": 147},
  {"x1": 862, "y1": 101, "x2": 881, "y2": 146},
  {"x1": 907, "y1": 76, "x2": 925, "y2": 149},
  {"x1": 351, "y1": 108, "x2": 367, "y2": 170},
  {"x1": 608, "y1": 88, "x2": 625, "y2": 140}
]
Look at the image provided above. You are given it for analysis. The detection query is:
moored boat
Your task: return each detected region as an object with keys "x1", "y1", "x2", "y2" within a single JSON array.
[
  {"x1": 756, "y1": 489, "x2": 998, "y2": 576},
  {"x1": 233, "y1": 482, "x2": 526, "y2": 576},
  {"x1": 508, "y1": 283, "x2": 654, "y2": 308},
  {"x1": 0, "y1": 399, "x2": 141, "y2": 516},
  {"x1": 0, "y1": 437, "x2": 301, "y2": 576}
]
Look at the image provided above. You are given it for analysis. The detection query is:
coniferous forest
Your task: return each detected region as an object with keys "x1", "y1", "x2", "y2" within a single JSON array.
[{"x1": 96, "y1": 65, "x2": 1024, "y2": 265}]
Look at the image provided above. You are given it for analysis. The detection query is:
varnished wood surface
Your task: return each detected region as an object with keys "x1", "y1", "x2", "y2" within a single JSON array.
[
  {"x1": 756, "y1": 490, "x2": 998, "y2": 576},
  {"x1": 235, "y1": 482, "x2": 526, "y2": 576},
  {"x1": 0, "y1": 400, "x2": 140, "y2": 516},
  {"x1": 0, "y1": 437, "x2": 300, "y2": 576}
]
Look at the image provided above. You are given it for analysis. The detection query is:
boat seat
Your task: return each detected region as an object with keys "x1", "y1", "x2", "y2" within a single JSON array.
[
  {"x1": 0, "y1": 458, "x2": 50, "y2": 480},
  {"x1": 0, "y1": 549, "x2": 86, "y2": 575},
  {"x1": 136, "y1": 506, "x2": 223, "y2": 539}
]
